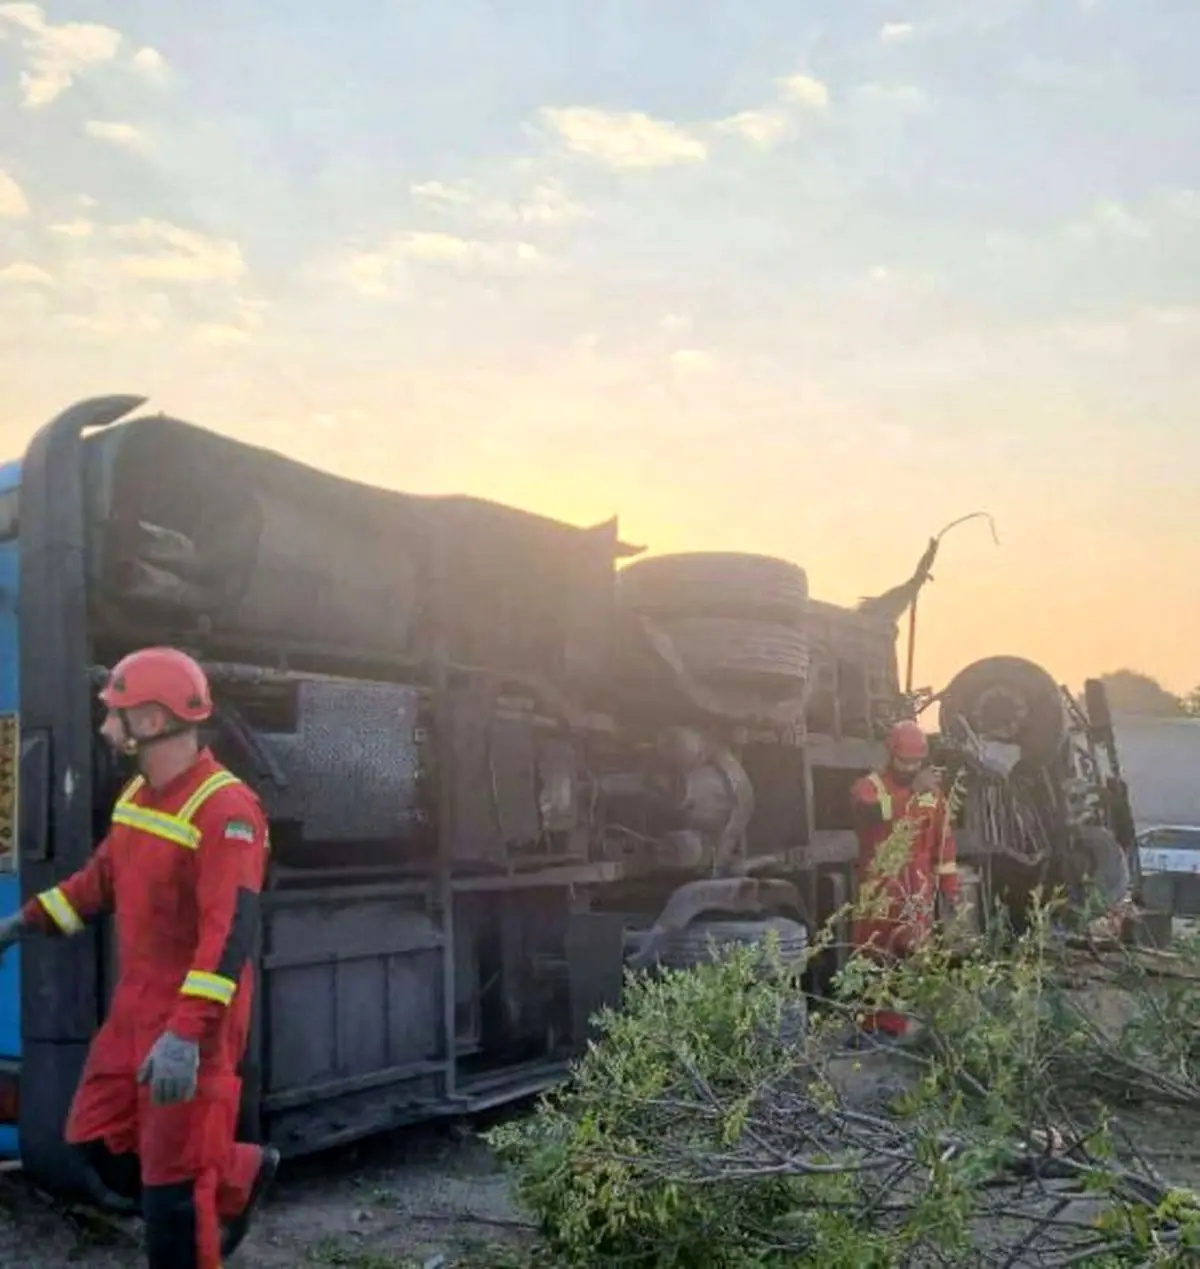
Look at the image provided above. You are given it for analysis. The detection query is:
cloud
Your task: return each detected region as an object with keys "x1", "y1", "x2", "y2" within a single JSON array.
[
  {"x1": 984, "y1": 190, "x2": 1200, "y2": 275},
  {"x1": 57, "y1": 295, "x2": 171, "y2": 340},
  {"x1": 411, "y1": 180, "x2": 472, "y2": 207},
  {"x1": 1063, "y1": 200, "x2": 1151, "y2": 245},
  {"x1": 130, "y1": 45, "x2": 168, "y2": 83},
  {"x1": 488, "y1": 180, "x2": 589, "y2": 226},
  {"x1": 778, "y1": 74, "x2": 831, "y2": 111},
  {"x1": 539, "y1": 106, "x2": 707, "y2": 169},
  {"x1": 0, "y1": 169, "x2": 29, "y2": 218},
  {"x1": 708, "y1": 71, "x2": 830, "y2": 152},
  {"x1": 84, "y1": 120, "x2": 151, "y2": 151},
  {"x1": 331, "y1": 230, "x2": 542, "y2": 295},
  {"x1": 880, "y1": 22, "x2": 915, "y2": 42},
  {"x1": 413, "y1": 174, "x2": 589, "y2": 226},
  {"x1": 402, "y1": 230, "x2": 539, "y2": 266},
  {"x1": 670, "y1": 348, "x2": 713, "y2": 374},
  {"x1": 110, "y1": 219, "x2": 246, "y2": 283},
  {"x1": 330, "y1": 247, "x2": 397, "y2": 297},
  {"x1": 0, "y1": 211, "x2": 259, "y2": 345},
  {"x1": 847, "y1": 304, "x2": 1200, "y2": 405},
  {"x1": 0, "y1": 260, "x2": 53, "y2": 285},
  {"x1": 49, "y1": 217, "x2": 93, "y2": 237},
  {"x1": 715, "y1": 108, "x2": 791, "y2": 148},
  {"x1": 0, "y1": 2, "x2": 121, "y2": 106},
  {"x1": 191, "y1": 300, "x2": 267, "y2": 348}
]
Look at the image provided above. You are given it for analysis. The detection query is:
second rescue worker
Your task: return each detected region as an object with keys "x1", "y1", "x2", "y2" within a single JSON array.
[
  {"x1": 0, "y1": 647, "x2": 279, "y2": 1269},
  {"x1": 850, "y1": 719, "x2": 961, "y2": 1039}
]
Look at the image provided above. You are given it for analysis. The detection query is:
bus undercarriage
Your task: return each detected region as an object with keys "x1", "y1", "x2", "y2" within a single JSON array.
[{"x1": 8, "y1": 396, "x2": 1137, "y2": 1199}]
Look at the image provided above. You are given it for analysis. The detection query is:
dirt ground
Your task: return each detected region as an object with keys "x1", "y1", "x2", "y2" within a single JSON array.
[
  {"x1": 4, "y1": 956, "x2": 1199, "y2": 1268},
  {"x1": 0, "y1": 1116, "x2": 532, "y2": 1269},
  {"x1": 8, "y1": 1100, "x2": 1198, "y2": 1269}
]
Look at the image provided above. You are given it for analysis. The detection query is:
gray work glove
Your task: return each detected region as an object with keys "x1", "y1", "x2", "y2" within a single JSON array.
[
  {"x1": 137, "y1": 1031, "x2": 200, "y2": 1106},
  {"x1": 0, "y1": 912, "x2": 22, "y2": 961}
]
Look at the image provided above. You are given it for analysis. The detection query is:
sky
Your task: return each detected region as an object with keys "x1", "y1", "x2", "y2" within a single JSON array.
[{"x1": 0, "y1": 0, "x2": 1197, "y2": 696}]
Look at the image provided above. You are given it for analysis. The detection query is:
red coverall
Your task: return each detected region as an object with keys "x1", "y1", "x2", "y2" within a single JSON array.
[
  {"x1": 850, "y1": 768, "x2": 960, "y2": 1036},
  {"x1": 21, "y1": 749, "x2": 269, "y2": 1268}
]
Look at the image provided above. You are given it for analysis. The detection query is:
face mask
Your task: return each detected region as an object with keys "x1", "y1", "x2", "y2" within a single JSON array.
[{"x1": 891, "y1": 766, "x2": 917, "y2": 787}]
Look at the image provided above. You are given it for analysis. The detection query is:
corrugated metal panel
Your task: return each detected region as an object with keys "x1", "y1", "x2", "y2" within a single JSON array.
[
  {"x1": 85, "y1": 417, "x2": 618, "y2": 687},
  {"x1": 1113, "y1": 714, "x2": 1200, "y2": 829}
]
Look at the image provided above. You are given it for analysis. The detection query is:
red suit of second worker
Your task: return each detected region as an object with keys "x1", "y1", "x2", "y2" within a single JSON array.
[{"x1": 850, "y1": 720, "x2": 960, "y2": 1037}]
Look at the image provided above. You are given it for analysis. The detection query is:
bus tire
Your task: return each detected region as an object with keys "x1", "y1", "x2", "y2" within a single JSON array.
[
  {"x1": 653, "y1": 616, "x2": 811, "y2": 688},
  {"x1": 618, "y1": 553, "x2": 809, "y2": 624},
  {"x1": 1063, "y1": 824, "x2": 1131, "y2": 912},
  {"x1": 659, "y1": 915, "x2": 809, "y2": 1041},
  {"x1": 938, "y1": 656, "x2": 1066, "y2": 764}
]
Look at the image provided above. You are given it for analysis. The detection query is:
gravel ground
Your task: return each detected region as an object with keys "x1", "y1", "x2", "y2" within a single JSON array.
[
  {"x1": 0, "y1": 1118, "x2": 532, "y2": 1268},
  {"x1": 8, "y1": 1097, "x2": 1197, "y2": 1269},
  {"x1": 4, "y1": 954, "x2": 1199, "y2": 1267}
]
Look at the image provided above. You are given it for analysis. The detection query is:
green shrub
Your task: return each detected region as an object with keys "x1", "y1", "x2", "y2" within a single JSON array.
[
  {"x1": 488, "y1": 902, "x2": 1200, "y2": 1267},
  {"x1": 488, "y1": 936, "x2": 821, "y2": 1267}
]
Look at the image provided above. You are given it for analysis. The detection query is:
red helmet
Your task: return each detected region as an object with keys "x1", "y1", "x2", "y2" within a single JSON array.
[
  {"x1": 100, "y1": 647, "x2": 213, "y2": 724},
  {"x1": 887, "y1": 719, "x2": 928, "y2": 763}
]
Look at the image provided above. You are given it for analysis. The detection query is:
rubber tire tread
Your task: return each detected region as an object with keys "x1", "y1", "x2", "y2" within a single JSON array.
[
  {"x1": 619, "y1": 552, "x2": 809, "y2": 623},
  {"x1": 657, "y1": 615, "x2": 811, "y2": 684},
  {"x1": 660, "y1": 915, "x2": 809, "y2": 971},
  {"x1": 938, "y1": 655, "x2": 1066, "y2": 764},
  {"x1": 1064, "y1": 824, "x2": 1131, "y2": 911},
  {"x1": 660, "y1": 916, "x2": 809, "y2": 1042}
]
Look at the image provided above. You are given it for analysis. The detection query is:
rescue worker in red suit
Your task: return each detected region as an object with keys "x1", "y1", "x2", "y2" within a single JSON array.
[
  {"x1": 850, "y1": 719, "x2": 961, "y2": 1039},
  {"x1": 0, "y1": 647, "x2": 280, "y2": 1268}
]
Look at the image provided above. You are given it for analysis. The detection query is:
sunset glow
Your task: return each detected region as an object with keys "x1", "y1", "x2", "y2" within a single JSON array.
[{"x1": 1, "y1": 1, "x2": 1197, "y2": 695}]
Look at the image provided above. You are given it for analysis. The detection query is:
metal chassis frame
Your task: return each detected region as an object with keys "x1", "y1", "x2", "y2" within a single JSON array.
[
  {"x1": 12, "y1": 397, "x2": 642, "y2": 1190},
  {"x1": 12, "y1": 395, "x2": 851, "y2": 1190}
]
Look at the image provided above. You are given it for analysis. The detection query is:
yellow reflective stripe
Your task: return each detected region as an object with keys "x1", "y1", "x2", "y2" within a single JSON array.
[
  {"x1": 178, "y1": 770, "x2": 242, "y2": 822},
  {"x1": 37, "y1": 885, "x2": 84, "y2": 935},
  {"x1": 118, "y1": 774, "x2": 145, "y2": 801},
  {"x1": 112, "y1": 766, "x2": 246, "y2": 851},
  {"x1": 914, "y1": 792, "x2": 939, "y2": 808},
  {"x1": 867, "y1": 772, "x2": 893, "y2": 821},
  {"x1": 937, "y1": 861, "x2": 958, "y2": 876},
  {"x1": 112, "y1": 804, "x2": 200, "y2": 849},
  {"x1": 180, "y1": 969, "x2": 238, "y2": 1006}
]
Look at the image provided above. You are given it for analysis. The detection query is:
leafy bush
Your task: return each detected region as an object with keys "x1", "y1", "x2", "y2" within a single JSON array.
[{"x1": 488, "y1": 900, "x2": 1200, "y2": 1267}]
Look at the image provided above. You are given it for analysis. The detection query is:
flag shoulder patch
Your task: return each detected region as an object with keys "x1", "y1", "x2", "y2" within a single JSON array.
[{"x1": 222, "y1": 819, "x2": 258, "y2": 844}]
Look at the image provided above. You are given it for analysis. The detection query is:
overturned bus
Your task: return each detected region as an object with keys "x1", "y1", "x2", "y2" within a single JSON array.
[{"x1": 0, "y1": 396, "x2": 1137, "y2": 1199}]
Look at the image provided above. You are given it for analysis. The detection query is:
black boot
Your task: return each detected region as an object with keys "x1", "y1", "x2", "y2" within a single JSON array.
[
  {"x1": 143, "y1": 1181, "x2": 199, "y2": 1269},
  {"x1": 220, "y1": 1146, "x2": 280, "y2": 1259}
]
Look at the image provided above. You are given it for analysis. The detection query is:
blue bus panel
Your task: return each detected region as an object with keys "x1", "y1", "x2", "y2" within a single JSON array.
[{"x1": 0, "y1": 457, "x2": 22, "y2": 1157}]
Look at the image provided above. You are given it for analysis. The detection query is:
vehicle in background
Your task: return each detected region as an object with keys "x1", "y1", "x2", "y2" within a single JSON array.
[
  {"x1": 0, "y1": 396, "x2": 1137, "y2": 1205},
  {"x1": 1112, "y1": 714, "x2": 1200, "y2": 832},
  {"x1": 1107, "y1": 714, "x2": 1200, "y2": 922},
  {"x1": 1137, "y1": 825, "x2": 1200, "y2": 919}
]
